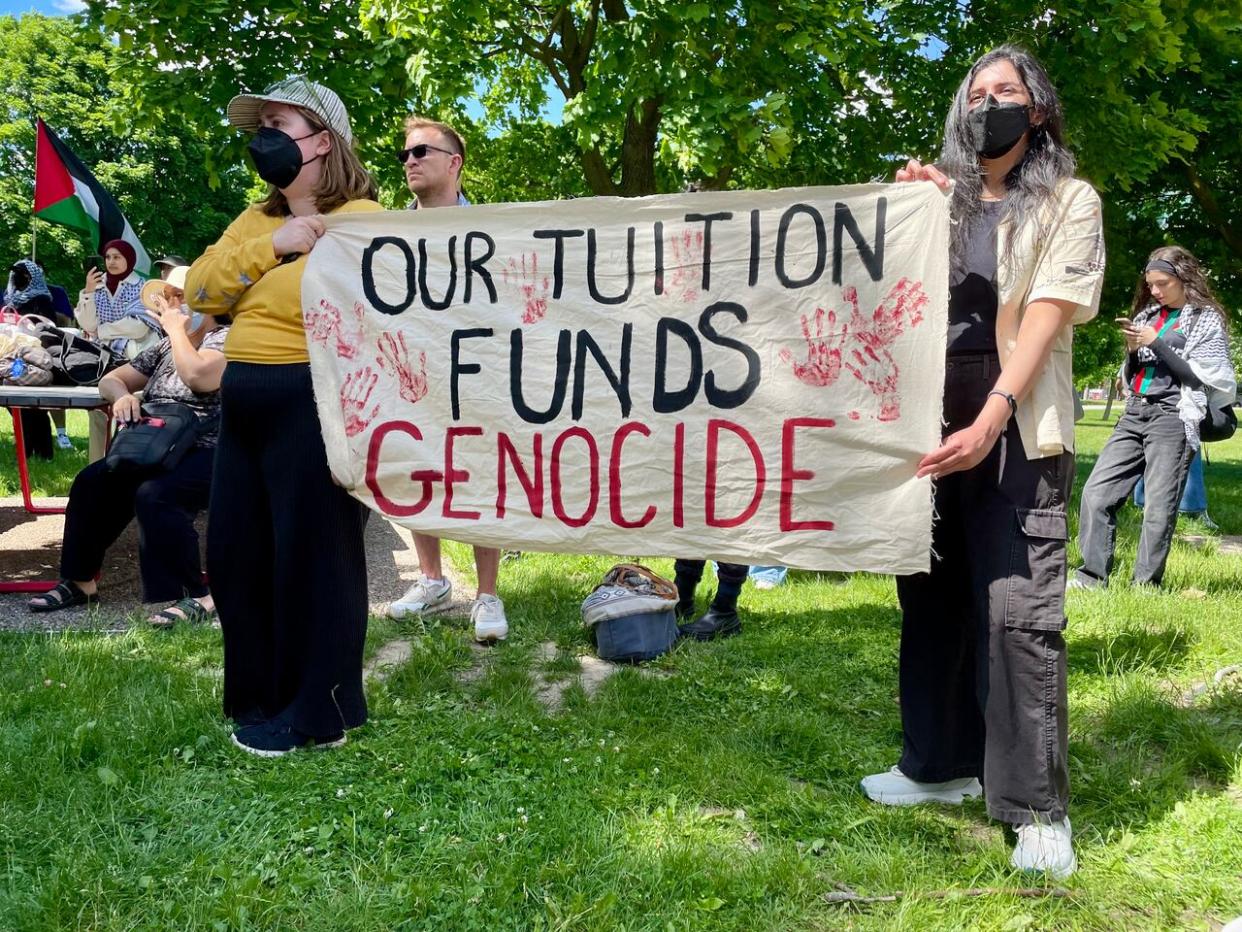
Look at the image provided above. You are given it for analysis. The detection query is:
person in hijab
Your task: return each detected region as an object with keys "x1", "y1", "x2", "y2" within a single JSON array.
[
  {"x1": 76, "y1": 239, "x2": 161, "y2": 360},
  {"x1": 4, "y1": 259, "x2": 54, "y2": 316},
  {"x1": 76, "y1": 241, "x2": 163, "y2": 460},
  {"x1": 2, "y1": 259, "x2": 56, "y2": 458}
]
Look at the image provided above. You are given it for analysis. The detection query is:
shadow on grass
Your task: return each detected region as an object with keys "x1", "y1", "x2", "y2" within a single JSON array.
[
  {"x1": 1068, "y1": 624, "x2": 1192, "y2": 676},
  {"x1": 1072, "y1": 681, "x2": 1242, "y2": 835}
]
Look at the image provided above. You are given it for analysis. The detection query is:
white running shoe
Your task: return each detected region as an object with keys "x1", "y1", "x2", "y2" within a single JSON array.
[
  {"x1": 860, "y1": 766, "x2": 983, "y2": 806},
  {"x1": 387, "y1": 576, "x2": 452, "y2": 619},
  {"x1": 1011, "y1": 817, "x2": 1076, "y2": 880},
  {"x1": 472, "y1": 594, "x2": 508, "y2": 643}
]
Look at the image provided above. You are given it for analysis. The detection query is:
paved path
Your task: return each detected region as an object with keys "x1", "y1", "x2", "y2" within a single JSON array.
[{"x1": 0, "y1": 498, "x2": 454, "y2": 632}]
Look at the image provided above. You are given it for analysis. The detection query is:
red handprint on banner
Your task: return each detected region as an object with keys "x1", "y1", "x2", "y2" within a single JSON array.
[
  {"x1": 847, "y1": 278, "x2": 929, "y2": 351},
  {"x1": 305, "y1": 298, "x2": 339, "y2": 345},
  {"x1": 336, "y1": 301, "x2": 365, "y2": 359},
  {"x1": 501, "y1": 253, "x2": 551, "y2": 324},
  {"x1": 664, "y1": 228, "x2": 704, "y2": 304},
  {"x1": 781, "y1": 280, "x2": 927, "y2": 421},
  {"x1": 779, "y1": 307, "x2": 848, "y2": 387},
  {"x1": 307, "y1": 298, "x2": 366, "y2": 360},
  {"x1": 845, "y1": 343, "x2": 901, "y2": 422},
  {"x1": 376, "y1": 331, "x2": 428, "y2": 405},
  {"x1": 340, "y1": 366, "x2": 380, "y2": 437}
]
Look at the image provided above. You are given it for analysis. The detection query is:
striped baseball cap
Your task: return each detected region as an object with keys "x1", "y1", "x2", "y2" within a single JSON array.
[{"x1": 227, "y1": 75, "x2": 353, "y2": 145}]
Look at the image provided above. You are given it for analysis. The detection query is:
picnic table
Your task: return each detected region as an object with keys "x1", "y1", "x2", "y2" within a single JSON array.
[{"x1": 0, "y1": 384, "x2": 111, "y2": 593}]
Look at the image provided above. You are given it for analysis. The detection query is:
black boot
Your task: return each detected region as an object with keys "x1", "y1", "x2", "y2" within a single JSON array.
[
  {"x1": 673, "y1": 563, "x2": 703, "y2": 620},
  {"x1": 679, "y1": 596, "x2": 741, "y2": 641}
]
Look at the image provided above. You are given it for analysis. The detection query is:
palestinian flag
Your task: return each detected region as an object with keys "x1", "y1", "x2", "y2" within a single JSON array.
[{"x1": 32, "y1": 118, "x2": 151, "y2": 275}]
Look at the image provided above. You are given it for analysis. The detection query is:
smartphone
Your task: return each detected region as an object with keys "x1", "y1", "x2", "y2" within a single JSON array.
[
  {"x1": 1114, "y1": 317, "x2": 1132, "y2": 328},
  {"x1": 83, "y1": 255, "x2": 104, "y2": 276}
]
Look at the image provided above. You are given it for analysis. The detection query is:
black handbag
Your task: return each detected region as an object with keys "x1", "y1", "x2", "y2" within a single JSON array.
[
  {"x1": 105, "y1": 402, "x2": 209, "y2": 473},
  {"x1": 21, "y1": 315, "x2": 118, "y2": 386},
  {"x1": 1200, "y1": 403, "x2": 1237, "y2": 443}
]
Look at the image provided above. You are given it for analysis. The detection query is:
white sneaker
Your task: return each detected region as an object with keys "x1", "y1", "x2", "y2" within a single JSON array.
[
  {"x1": 472, "y1": 594, "x2": 508, "y2": 643},
  {"x1": 1011, "y1": 818, "x2": 1076, "y2": 880},
  {"x1": 860, "y1": 766, "x2": 982, "y2": 806},
  {"x1": 387, "y1": 576, "x2": 452, "y2": 619}
]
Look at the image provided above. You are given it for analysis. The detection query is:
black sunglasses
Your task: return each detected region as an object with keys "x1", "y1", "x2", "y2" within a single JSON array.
[{"x1": 395, "y1": 143, "x2": 457, "y2": 164}]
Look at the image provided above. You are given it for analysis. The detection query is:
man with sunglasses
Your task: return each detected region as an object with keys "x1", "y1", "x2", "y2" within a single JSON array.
[
  {"x1": 386, "y1": 116, "x2": 508, "y2": 643},
  {"x1": 398, "y1": 116, "x2": 470, "y2": 209}
]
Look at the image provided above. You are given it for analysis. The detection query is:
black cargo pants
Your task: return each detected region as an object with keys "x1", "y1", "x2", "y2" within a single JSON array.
[{"x1": 895, "y1": 352, "x2": 1072, "y2": 825}]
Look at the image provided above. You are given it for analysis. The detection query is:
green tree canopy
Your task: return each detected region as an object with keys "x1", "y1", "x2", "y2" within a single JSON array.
[
  {"x1": 78, "y1": 0, "x2": 1242, "y2": 384},
  {"x1": 0, "y1": 14, "x2": 252, "y2": 297}
]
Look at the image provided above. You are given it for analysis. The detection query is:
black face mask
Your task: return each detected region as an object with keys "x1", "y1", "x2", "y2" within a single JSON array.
[
  {"x1": 967, "y1": 96, "x2": 1032, "y2": 160},
  {"x1": 247, "y1": 127, "x2": 320, "y2": 189}
]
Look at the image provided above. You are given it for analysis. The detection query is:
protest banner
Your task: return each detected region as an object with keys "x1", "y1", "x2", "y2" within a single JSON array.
[{"x1": 304, "y1": 184, "x2": 949, "y2": 572}]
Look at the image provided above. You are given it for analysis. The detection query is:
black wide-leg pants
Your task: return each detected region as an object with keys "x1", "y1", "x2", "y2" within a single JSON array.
[{"x1": 208, "y1": 362, "x2": 368, "y2": 738}]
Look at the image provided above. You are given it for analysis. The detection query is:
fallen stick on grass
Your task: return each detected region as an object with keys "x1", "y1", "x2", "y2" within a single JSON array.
[{"x1": 823, "y1": 883, "x2": 1072, "y2": 905}]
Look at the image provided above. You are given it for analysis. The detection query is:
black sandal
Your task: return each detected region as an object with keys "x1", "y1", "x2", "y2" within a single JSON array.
[
  {"x1": 148, "y1": 597, "x2": 217, "y2": 628},
  {"x1": 28, "y1": 580, "x2": 98, "y2": 614}
]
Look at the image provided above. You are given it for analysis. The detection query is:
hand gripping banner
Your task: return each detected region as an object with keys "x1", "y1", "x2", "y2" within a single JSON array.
[{"x1": 304, "y1": 184, "x2": 949, "y2": 573}]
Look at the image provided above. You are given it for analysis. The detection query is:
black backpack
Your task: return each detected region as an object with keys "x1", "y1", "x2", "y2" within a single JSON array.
[{"x1": 21, "y1": 315, "x2": 118, "y2": 386}]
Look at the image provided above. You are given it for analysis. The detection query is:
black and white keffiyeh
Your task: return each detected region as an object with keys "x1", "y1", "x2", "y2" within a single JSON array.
[{"x1": 1126, "y1": 302, "x2": 1236, "y2": 447}]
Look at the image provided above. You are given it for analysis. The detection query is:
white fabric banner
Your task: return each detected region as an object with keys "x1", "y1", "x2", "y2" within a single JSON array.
[{"x1": 303, "y1": 184, "x2": 949, "y2": 573}]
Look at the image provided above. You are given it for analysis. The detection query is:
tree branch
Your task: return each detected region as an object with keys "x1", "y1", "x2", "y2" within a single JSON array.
[
  {"x1": 602, "y1": 0, "x2": 629, "y2": 22},
  {"x1": 514, "y1": 33, "x2": 571, "y2": 96},
  {"x1": 581, "y1": 146, "x2": 618, "y2": 196},
  {"x1": 1184, "y1": 161, "x2": 1242, "y2": 264},
  {"x1": 575, "y1": 0, "x2": 602, "y2": 74}
]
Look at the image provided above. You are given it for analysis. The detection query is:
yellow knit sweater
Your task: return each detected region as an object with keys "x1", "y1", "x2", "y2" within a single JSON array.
[{"x1": 186, "y1": 199, "x2": 382, "y2": 364}]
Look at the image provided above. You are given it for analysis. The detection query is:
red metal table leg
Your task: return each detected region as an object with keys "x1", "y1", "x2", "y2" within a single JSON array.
[
  {"x1": 9, "y1": 406, "x2": 65, "y2": 515},
  {"x1": 2, "y1": 401, "x2": 110, "y2": 594}
]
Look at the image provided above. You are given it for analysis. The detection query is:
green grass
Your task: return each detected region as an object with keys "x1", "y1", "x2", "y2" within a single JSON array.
[
  {"x1": 0, "y1": 417, "x2": 1239, "y2": 929},
  {"x1": 0, "y1": 408, "x2": 94, "y2": 498}
]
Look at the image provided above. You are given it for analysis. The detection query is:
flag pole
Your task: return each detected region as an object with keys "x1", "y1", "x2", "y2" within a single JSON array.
[{"x1": 30, "y1": 114, "x2": 39, "y2": 263}]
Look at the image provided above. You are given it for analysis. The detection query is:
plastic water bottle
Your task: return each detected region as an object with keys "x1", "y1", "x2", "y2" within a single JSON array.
[{"x1": 10, "y1": 357, "x2": 26, "y2": 379}]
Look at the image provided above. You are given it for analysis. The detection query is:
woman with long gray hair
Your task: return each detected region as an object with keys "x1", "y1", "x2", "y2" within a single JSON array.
[
  {"x1": 859, "y1": 46, "x2": 1105, "y2": 879},
  {"x1": 1071, "y1": 245, "x2": 1235, "y2": 589}
]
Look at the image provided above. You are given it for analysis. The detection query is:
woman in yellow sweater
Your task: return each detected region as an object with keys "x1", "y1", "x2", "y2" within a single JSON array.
[{"x1": 187, "y1": 77, "x2": 381, "y2": 756}]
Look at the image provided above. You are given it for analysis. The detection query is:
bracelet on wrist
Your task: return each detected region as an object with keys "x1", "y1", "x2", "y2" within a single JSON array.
[{"x1": 988, "y1": 389, "x2": 1017, "y2": 418}]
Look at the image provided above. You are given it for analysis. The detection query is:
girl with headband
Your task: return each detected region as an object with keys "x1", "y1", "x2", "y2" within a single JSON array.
[{"x1": 1071, "y1": 245, "x2": 1235, "y2": 589}]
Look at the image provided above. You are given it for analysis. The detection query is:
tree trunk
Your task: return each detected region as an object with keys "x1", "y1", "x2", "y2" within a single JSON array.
[
  {"x1": 699, "y1": 165, "x2": 734, "y2": 191},
  {"x1": 618, "y1": 98, "x2": 661, "y2": 197},
  {"x1": 1184, "y1": 161, "x2": 1242, "y2": 264},
  {"x1": 581, "y1": 148, "x2": 618, "y2": 196}
]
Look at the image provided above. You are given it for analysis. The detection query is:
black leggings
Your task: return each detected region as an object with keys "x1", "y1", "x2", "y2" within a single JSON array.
[{"x1": 208, "y1": 362, "x2": 368, "y2": 738}]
